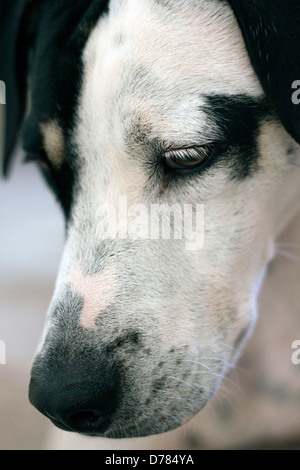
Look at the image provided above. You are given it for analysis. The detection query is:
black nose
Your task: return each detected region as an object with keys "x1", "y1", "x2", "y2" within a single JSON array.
[{"x1": 29, "y1": 370, "x2": 119, "y2": 435}]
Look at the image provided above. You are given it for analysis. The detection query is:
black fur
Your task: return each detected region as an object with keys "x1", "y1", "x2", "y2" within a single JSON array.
[
  {"x1": 204, "y1": 95, "x2": 271, "y2": 179},
  {"x1": 0, "y1": 0, "x2": 37, "y2": 175},
  {"x1": 0, "y1": 0, "x2": 109, "y2": 187},
  {"x1": 22, "y1": 0, "x2": 109, "y2": 217},
  {"x1": 228, "y1": 0, "x2": 300, "y2": 146}
]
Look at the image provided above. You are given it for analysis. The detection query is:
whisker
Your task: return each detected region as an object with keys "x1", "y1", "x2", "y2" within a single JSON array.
[
  {"x1": 197, "y1": 355, "x2": 243, "y2": 371},
  {"x1": 276, "y1": 249, "x2": 300, "y2": 264},
  {"x1": 167, "y1": 376, "x2": 202, "y2": 393},
  {"x1": 161, "y1": 390, "x2": 184, "y2": 401},
  {"x1": 214, "y1": 341, "x2": 241, "y2": 355},
  {"x1": 185, "y1": 359, "x2": 245, "y2": 396},
  {"x1": 277, "y1": 241, "x2": 300, "y2": 249},
  {"x1": 185, "y1": 359, "x2": 216, "y2": 374}
]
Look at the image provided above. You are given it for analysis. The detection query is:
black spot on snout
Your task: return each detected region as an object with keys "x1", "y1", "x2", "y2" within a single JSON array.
[
  {"x1": 104, "y1": 330, "x2": 142, "y2": 355},
  {"x1": 152, "y1": 376, "x2": 167, "y2": 395}
]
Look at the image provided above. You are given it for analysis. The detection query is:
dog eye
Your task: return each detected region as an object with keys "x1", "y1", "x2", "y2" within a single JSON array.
[{"x1": 164, "y1": 146, "x2": 213, "y2": 171}]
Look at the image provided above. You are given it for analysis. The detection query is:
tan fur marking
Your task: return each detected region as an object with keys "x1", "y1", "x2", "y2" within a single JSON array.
[{"x1": 40, "y1": 120, "x2": 65, "y2": 168}]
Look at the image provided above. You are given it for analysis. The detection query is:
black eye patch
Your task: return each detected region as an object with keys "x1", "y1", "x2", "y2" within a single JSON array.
[
  {"x1": 144, "y1": 94, "x2": 272, "y2": 187},
  {"x1": 203, "y1": 94, "x2": 273, "y2": 179}
]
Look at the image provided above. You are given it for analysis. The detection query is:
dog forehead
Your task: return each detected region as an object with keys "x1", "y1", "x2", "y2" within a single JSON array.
[
  {"x1": 101, "y1": 0, "x2": 261, "y2": 94},
  {"x1": 75, "y1": 0, "x2": 262, "y2": 154}
]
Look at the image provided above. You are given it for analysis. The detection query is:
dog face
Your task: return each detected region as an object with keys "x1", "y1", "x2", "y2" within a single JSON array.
[{"x1": 2, "y1": 0, "x2": 300, "y2": 438}]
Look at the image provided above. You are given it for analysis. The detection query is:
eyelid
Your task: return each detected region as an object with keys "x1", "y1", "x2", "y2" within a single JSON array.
[
  {"x1": 161, "y1": 144, "x2": 217, "y2": 174},
  {"x1": 164, "y1": 146, "x2": 211, "y2": 162},
  {"x1": 164, "y1": 146, "x2": 210, "y2": 160}
]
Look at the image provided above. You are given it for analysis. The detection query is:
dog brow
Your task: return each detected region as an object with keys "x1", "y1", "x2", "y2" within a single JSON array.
[{"x1": 123, "y1": 110, "x2": 218, "y2": 157}]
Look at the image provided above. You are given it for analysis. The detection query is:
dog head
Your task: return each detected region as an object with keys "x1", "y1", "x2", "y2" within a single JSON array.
[{"x1": 2, "y1": 0, "x2": 300, "y2": 438}]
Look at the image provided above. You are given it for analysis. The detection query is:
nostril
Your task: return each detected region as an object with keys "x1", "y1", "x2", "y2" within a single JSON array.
[{"x1": 67, "y1": 410, "x2": 105, "y2": 431}]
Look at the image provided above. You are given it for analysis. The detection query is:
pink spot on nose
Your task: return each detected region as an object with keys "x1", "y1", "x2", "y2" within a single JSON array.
[{"x1": 68, "y1": 264, "x2": 118, "y2": 330}]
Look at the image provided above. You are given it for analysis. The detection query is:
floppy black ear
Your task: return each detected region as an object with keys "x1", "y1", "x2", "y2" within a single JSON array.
[
  {"x1": 1, "y1": 0, "x2": 110, "y2": 177},
  {"x1": 228, "y1": 0, "x2": 300, "y2": 145},
  {"x1": 0, "y1": 0, "x2": 41, "y2": 176}
]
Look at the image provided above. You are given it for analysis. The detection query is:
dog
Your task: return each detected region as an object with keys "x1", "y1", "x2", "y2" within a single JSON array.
[{"x1": 1, "y1": 0, "x2": 300, "y2": 439}]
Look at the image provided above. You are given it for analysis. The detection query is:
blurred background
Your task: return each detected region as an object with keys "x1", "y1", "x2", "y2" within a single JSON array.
[{"x1": 1, "y1": 106, "x2": 300, "y2": 449}]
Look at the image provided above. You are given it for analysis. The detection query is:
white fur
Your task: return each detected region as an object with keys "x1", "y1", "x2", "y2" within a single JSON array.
[{"x1": 34, "y1": 0, "x2": 300, "y2": 438}]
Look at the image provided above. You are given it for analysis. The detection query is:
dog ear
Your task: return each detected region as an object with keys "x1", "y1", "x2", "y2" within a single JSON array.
[
  {"x1": 1, "y1": 1, "x2": 110, "y2": 177},
  {"x1": 0, "y1": 0, "x2": 41, "y2": 177},
  {"x1": 228, "y1": 0, "x2": 300, "y2": 145}
]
